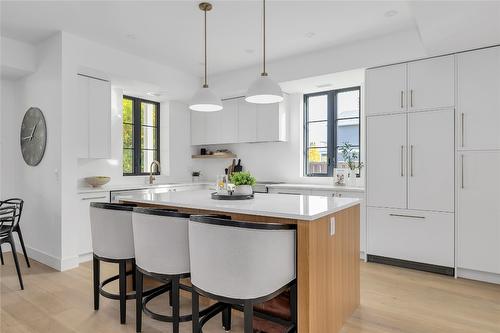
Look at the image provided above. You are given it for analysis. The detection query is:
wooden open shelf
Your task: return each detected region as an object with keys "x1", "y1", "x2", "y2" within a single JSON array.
[{"x1": 191, "y1": 153, "x2": 237, "y2": 159}]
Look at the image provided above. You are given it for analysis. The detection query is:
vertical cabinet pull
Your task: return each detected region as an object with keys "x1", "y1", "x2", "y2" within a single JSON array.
[
  {"x1": 461, "y1": 154, "x2": 464, "y2": 189},
  {"x1": 410, "y1": 145, "x2": 414, "y2": 177},
  {"x1": 410, "y1": 90, "x2": 414, "y2": 107},
  {"x1": 400, "y1": 91, "x2": 404, "y2": 108},
  {"x1": 461, "y1": 112, "x2": 465, "y2": 147},
  {"x1": 400, "y1": 145, "x2": 404, "y2": 177}
]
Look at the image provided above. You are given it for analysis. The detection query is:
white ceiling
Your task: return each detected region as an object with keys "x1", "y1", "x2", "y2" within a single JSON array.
[
  {"x1": 0, "y1": 1, "x2": 416, "y2": 76},
  {"x1": 1, "y1": 1, "x2": 499, "y2": 80}
]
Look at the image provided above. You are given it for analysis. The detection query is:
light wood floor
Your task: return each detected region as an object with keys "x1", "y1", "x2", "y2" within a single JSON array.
[{"x1": 1, "y1": 254, "x2": 499, "y2": 333}]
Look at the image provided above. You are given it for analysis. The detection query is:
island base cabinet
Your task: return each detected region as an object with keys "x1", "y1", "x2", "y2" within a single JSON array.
[
  {"x1": 367, "y1": 207, "x2": 454, "y2": 268},
  {"x1": 297, "y1": 205, "x2": 360, "y2": 333},
  {"x1": 75, "y1": 193, "x2": 109, "y2": 257},
  {"x1": 458, "y1": 151, "x2": 500, "y2": 275}
]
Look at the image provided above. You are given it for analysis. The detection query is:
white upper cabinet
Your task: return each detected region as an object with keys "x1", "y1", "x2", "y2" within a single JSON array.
[
  {"x1": 366, "y1": 63, "x2": 407, "y2": 116},
  {"x1": 237, "y1": 99, "x2": 257, "y2": 143},
  {"x1": 219, "y1": 99, "x2": 238, "y2": 144},
  {"x1": 256, "y1": 103, "x2": 286, "y2": 142},
  {"x1": 76, "y1": 74, "x2": 111, "y2": 159},
  {"x1": 408, "y1": 110, "x2": 455, "y2": 212},
  {"x1": 191, "y1": 96, "x2": 287, "y2": 145},
  {"x1": 367, "y1": 114, "x2": 407, "y2": 209},
  {"x1": 407, "y1": 55, "x2": 455, "y2": 111},
  {"x1": 190, "y1": 111, "x2": 206, "y2": 145},
  {"x1": 458, "y1": 46, "x2": 500, "y2": 150},
  {"x1": 458, "y1": 151, "x2": 500, "y2": 274}
]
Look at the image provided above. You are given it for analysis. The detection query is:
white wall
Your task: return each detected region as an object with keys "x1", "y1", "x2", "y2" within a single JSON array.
[
  {"x1": 0, "y1": 34, "x2": 63, "y2": 266},
  {"x1": 0, "y1": 36, "x2": 36, "y2": 79}
]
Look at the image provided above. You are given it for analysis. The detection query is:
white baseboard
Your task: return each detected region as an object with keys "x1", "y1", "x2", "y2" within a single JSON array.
[
  {"x1": 360, "y1": 251, "x2": 367, "y2": 261},
  {"x1": 457, "y1": 268, "x2": 500, "y2": 284},
  {"x1": 78, "y1": 252, "x2": 93, "y2": 263}
]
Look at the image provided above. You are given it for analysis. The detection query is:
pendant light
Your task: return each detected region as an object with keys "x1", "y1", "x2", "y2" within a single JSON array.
[
  {"x1": 189, "y1": 2, "x2": 223, "y2": 112},
  {"x1": 245, "y1": 0, "x2": 283, "y2": 104}
]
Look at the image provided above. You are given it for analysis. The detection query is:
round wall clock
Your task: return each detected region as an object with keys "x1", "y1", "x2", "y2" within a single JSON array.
[{"x1": 20, "y1": 107, "x2": 47, "y2": 166}]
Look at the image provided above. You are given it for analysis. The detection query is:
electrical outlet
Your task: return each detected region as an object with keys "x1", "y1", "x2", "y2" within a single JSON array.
[{"x1": 330, "y1": 217, "x2": 336, "y2": 236}]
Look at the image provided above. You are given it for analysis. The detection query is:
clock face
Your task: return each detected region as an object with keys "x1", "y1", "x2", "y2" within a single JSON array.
[{"x1": 20, "y1": 107, "x2": 47, "y2": 166}]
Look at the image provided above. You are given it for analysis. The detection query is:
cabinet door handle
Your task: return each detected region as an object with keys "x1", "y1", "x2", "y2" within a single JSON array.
[
  {"x1": 461, "y1": 112, "x2": 465, "y2": 147},
  {"x1": 400, "y1": 145, "x2": 404, "y2": 177},
  {"x1": 461, "y1": 154, "x2": 464, "y2": 189},
  {"x1": 410, "y1": 90, "x2": 414, "y2": 107},
  {"x1": 410, "y1": 145, "x2": 414, "y2": 177},
  {"x1": 389, "y1": 213, "x2": 425, "y2": 219},
  {"x1": 81, "y1": 195, "x2": 107, "y2": 200},
  {"x1": 400, "y1": 91, "x2": 404, "y2": 108}
]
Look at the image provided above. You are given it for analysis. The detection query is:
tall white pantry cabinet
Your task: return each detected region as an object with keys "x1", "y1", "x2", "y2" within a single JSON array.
[{"x1": 366, "y1": 46, "x2": 500, "y2": 283}]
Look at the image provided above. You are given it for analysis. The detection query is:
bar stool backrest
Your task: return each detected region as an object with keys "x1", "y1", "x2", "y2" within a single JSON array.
[
  {"x1": 89, "y1": 203, "x2": 136, "y2": 260},
  {"x1": 132, "y1": 208, "x2": 191, "y2": 275},
  {"x1": 189, "y1": 216, "x2": 296, "y2": 300}
]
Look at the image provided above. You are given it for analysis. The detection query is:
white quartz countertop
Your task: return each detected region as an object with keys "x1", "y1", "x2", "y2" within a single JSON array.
[
  {"x1": 77, "y1": 182, "x2": 210, "y2": 194},
  {"x1": 121, "y1": 189, "x2": 361, "y2": 221},
  {"x1": 266, "y1": 183, "x2": 365, "y2": 192}
]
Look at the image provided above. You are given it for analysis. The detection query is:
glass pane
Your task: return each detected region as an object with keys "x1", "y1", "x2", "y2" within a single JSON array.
[
  {"x1": 307, "y1": 147, "x2": 328, "y2": 175},
  {"x1": 337, "y1": 90, "x2": 360, "y2": 119},
  {"x1": 141, "y1": 102, "x2": 157, "y2": 127},
  {"x1": 337, "y1": 119, "x2": 359, "y2": 146},
  {"x1": 140, "y1": 150, "x2": 158, "y2": 173},
  {"x1": 141, "y1": 126, "x2": 157, "y2": 149},
  {"x1": 307, "y1": 95, "x2": 328, "y2": 122},
  {"x1": 307, "y1": 122, "x2": 327, "y2": 148},
  {"x1": 123, "y1": 124, "x2": 134, "y2": 148},
  {"x1": 123, "y1": 98, "x2": 133, "y2": 124},
  {"x1": 123, "y1": 149, "x2": 133, "y2": 174},
  {"x1": 337, "y1": 146, "x2": 360, "y2": 170}
]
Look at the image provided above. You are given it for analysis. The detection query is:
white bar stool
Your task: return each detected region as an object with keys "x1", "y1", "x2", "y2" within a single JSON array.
[
  {"x1": 132, "y1": 207, "x2": 231, "y2": 333},
  {"x1": 89, "y1": 202, "x2": 138, "y2": 324},
  {"x1": 188, "y1": 215, "x2": 297, "y2": 333}
]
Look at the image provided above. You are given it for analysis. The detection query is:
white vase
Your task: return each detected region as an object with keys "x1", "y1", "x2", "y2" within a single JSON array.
[{"x1": 233, "y1": 185, "x2": 253, "y2": 196}]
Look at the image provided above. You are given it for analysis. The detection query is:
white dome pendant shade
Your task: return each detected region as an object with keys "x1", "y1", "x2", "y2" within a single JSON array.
[
  {"x1": 189, "y1": 85, "x2": 223, "y2": 112},
  {"x1": 246, "y1": 73, "x2": 283, "y2": 104},
  {"x1": 245, "y1": 0, "x2": 283, "y2": 104},
  {"x1": 189, "y1": 2, "x2": 222, "y2": 112}
]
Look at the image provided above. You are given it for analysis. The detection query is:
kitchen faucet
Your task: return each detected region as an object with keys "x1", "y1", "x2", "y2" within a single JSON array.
[{"x1": 149, "y1": 160, "x2": 160, "y2": 185}]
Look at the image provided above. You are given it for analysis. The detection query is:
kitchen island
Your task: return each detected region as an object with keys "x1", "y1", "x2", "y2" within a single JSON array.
[{"x1": 123, "y1": 190, "x2": 361, "y2": 333}]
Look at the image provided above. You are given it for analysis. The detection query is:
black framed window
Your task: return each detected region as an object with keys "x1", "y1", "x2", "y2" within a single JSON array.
[
  {"x1": 303, "y1": 87, "x2": 361, "y2": 177},
  {"x1": 122, "y1": 96, "x2": 160, "y2": 176}
]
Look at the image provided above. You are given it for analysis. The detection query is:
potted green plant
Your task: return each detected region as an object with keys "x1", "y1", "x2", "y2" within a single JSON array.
[
  {"x1": 230, "y1": 171, "x2": 256, "y2": 195},
  {"x1": 339, "y1": 142, "x2": 364, "y2": 185}
]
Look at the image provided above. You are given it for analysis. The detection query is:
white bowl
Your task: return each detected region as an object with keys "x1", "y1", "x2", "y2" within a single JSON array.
[{"x1": 85, "y1": 176, "x2": 111, "y2": 188}]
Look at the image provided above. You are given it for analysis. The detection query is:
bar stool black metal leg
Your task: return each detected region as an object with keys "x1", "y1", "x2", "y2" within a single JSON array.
[
  {"x1": 17, "y1": 228, "x2": 30, "y2": 268},
  {"x1": 222, "y1": 304, "x2": 232, "y2": 331},
  {"x1": 136, "y1": 269, "x2": 143, "y2": 332},
  {"x1": 131, "y1": 260, "x2": 136, "y2": 292},
  {"x1": 9, "y1": 238, "x2": 24, "y2": 290},
  {"x1": 172, "y1": 277, "x2": 180, "y2": 333},
  {"x1": 0, "y1": 245, "x2": 4, "y2": 265},
  {"x1": 119, "y1": 260, "x2": 127, "y2": 324},
  {"x1": 290, "y1": 283, "x2": 297, "y2": 333},
  {"x1": 243, "y1": 301, "x2": 253, "y2": 333},
  {"x1": 192, "y1": 288, "x2": 200, "y2": 333},
  {"x1": 93, "y1": 256, "x2": 100, "y2": 310}
]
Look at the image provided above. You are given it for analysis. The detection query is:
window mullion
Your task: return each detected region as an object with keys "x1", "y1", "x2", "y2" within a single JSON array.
[{"x1": 133, "y1": 99, "x2": 141, "y2": 175}]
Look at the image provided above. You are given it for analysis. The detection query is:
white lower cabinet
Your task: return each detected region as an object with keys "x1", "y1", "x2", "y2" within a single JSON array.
[
  {"x1": 367, "y1": 207, "x2": 454, "y2": 267},
  {"x1": 76, "y1": 192, "x2": 109, "y2": 256},
  {"x1": 458, "y1": 151, "x2": 500, "y2": 274}
]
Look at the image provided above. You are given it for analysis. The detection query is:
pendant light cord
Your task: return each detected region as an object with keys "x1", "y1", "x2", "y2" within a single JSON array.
[
  {"x1": 262, "y1": 0, "x2": 267, "y2": 76},
  {"x1": 204, "y1": 8, "x2": 208, "y2": 88}
]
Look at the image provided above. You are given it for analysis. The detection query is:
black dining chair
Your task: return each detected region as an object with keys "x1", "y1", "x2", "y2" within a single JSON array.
[
  {"x1": 0, "y1": 198, "x2": 30, "y2": 268},
  {"x1": 0, "y1": 205, "x2": 25, "y2": 289}
]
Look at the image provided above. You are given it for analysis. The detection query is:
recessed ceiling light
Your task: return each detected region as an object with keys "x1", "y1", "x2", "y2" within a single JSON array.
[
  {"x1": 245, "y1": 49, "x2": 255, "y2": 54},
  {"x1": 125, "y1": 33, "x2": 136, "y2": 39},
  {"x1": 316, "y1": 83, "x2": 332, "y2": 88},
  {"x1": 147, "y1": 91, "x2": 168, "y2": 97},
  {"x1": 384, "y1": 10, "x2": 398, "y2": 18},
  {"x1": 305, "y1": 32, "x2": 316, "y2": 38}
]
